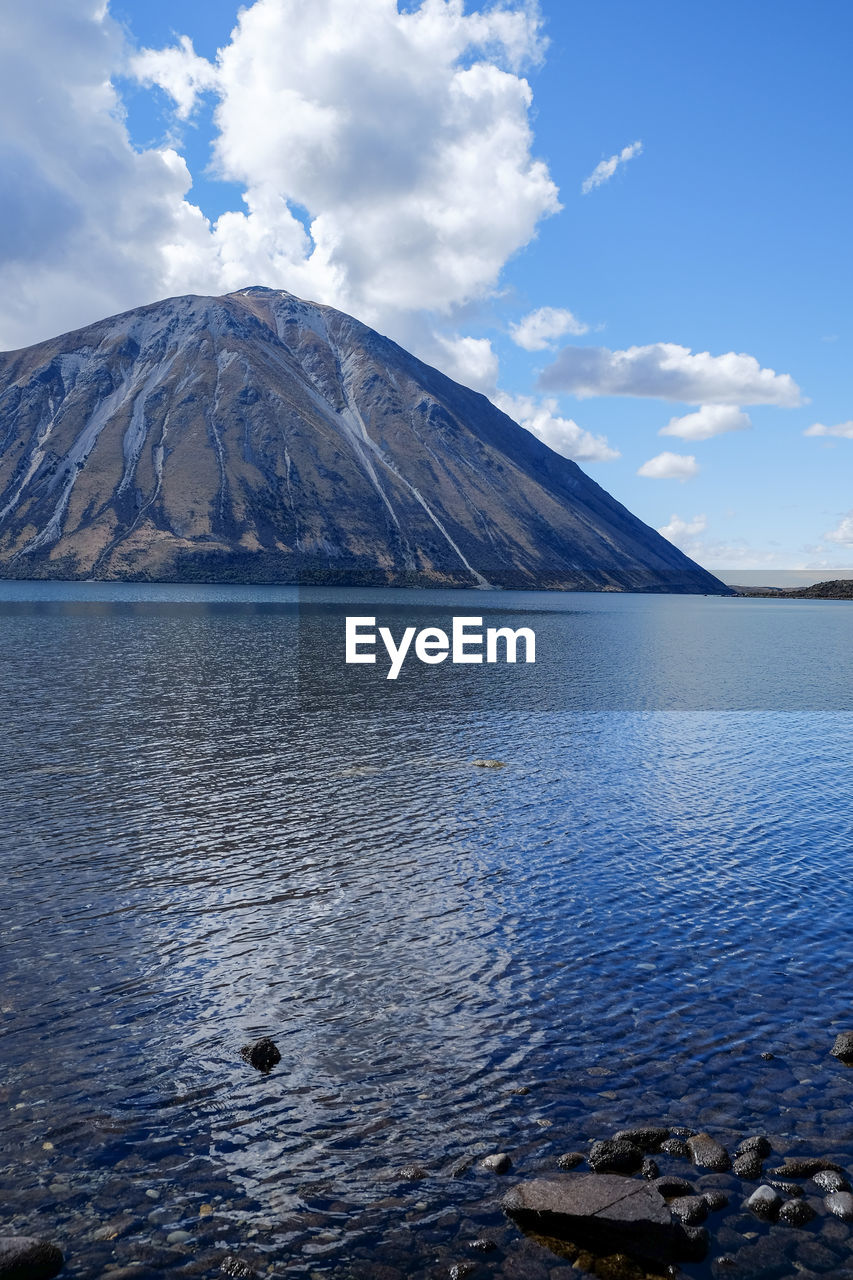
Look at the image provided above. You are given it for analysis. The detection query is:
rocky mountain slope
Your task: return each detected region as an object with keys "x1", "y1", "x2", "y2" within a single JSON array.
[{"x1": 0, "y1": 288, "x2": 728, "y2": 591}]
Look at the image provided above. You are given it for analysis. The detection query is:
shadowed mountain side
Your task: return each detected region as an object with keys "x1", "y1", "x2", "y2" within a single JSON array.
[{"x1": 0, "y1": 288, "x2": 729, "y2": 592}]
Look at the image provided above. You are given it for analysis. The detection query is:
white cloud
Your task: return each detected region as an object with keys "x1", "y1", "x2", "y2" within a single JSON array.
[
  {"x1": 581, "y1": 140, "x2": 642, "y2": 194},
  {"x1": 131, "y1": 35, "x2": 218, "y2": 119},
  {"x1": 637, "y1": 452, "x2": 699, "y2": 481},
  {"x1": 431, "y1": 333, "x2": 499, "y2": 394},
  {"x1": 658, "y1": 513, "x2": 707, "y2": 543},
  {"x1": 826, "y1": 512, "x2": 853, "y2": 545},
  {"x1": 540, "y1": 342, "x2": 803, "y2": 406},
  {"x1": 805, "y1": 420, "x2": 853, "y2": 438},
  {"x1": 493, "y1": 392, "x2": 620, "y2": 463},
  {"x1": 509, "y1": 305, "x2": 588, "y2": 350},
  {"x1": 660, "y1": 404, "x2": 751, "y2": 440},
  {"x1": 0, "y1": 0, "x2": 560, "y2": 356}
]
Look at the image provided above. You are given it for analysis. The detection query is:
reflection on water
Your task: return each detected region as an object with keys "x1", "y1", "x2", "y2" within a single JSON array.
[{"x1": 1, "y1": 585, "x2": 852, "y2": 1278}]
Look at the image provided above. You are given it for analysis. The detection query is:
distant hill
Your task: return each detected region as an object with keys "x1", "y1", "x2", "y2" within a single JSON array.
[
  {"x1": 734, "y1": 580, "x2": 853, "y2": 599},
  {"x1": 0, "y1": 287, "x2": 729, "y2": 593}
]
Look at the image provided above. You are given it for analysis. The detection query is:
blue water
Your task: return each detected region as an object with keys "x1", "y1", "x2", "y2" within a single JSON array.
[{"x1": 1, "y1": 584, "x2": 852, "y2": 1279}]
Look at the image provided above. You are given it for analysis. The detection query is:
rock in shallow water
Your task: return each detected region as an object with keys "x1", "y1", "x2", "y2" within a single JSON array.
[
  {"x1": 481, "y1": 1153, "x2": 511, "y2": 1175},
  {"x1": 588, "y1": 1139, "x2": 643, "y2": 1174},
  {"x1": 556, "y1": 1152, "x2": 586, "y2": 1170},
  {"x1": 669, "y1": 1195, "x2": 708, "y2": 1225},
  {"x1": 813, "y1": 1169, "x2": 850, "y2": 1193},
  {"x1": 686, "y1": 1133, "x2": 731, "y2": 1172},
  {"x1": 0, "y1": 1238, "x2": 64, "y2": 1280},
  {"x1": 769, "y1": 1157, "x2": 843, "y2": 1178},
  {"x1": 746, "y1": 1185, "x2": 782, "y2": 1220},
  {"x1": 732, "y1": 1151, "x2": 764, "y2": 1180},
  {"x1": 734, "y1": 1135, "x2": 772, "y2": 1159},
  {"x1": 830, "y1": 1031, "x2": 853, "y2": 1062},
  {"x1": 825, "y1": 1191, "x2": 853, "y2": 1220},
  {"x1": 239, "y1": 1038, "x2": 281, "y2": 1071},
  {"x1": 502, "y1": 1173, "x2": 707, "y2": 1263},
  {"x1": 220, "y1": 1258, "x2": 256, "y2": 1279},
  {"x1": 778, "y1": 1198, "x2": 816, "y2": 1227},
  {"x1": 613, "y1": 1127, "x2": 669, "y2": 1152}
]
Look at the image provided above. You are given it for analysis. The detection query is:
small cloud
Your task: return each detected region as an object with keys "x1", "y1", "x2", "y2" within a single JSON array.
[
  {"x1": 660, "y1": 404, "x2": 751, "y2": 441},
  {"x1": 509, "y1": 306, "x2": 588, "y2": 351},
  {"x1": 493, "y1": 392, "x2": 619, "y2": 463},
  {"x1": 581, "y1": 140, "x2": 643, "y2": 194},
  {"x1": 637, "y1": 451, "x2": 699, "y2": 481},
  {"x1": 539, "y1": 342, "x2": 803, "y2": 406},
  {"x1": 825, "y1": 512, "x2": 853, "y2": 545},
  {"x1": 432, "y1": 334, "x2": 498, "y2": 394},
  {"x1": 804, "y1": 420, "x2": 853, "y2": 439},
  {"x1": 131, "y1": 35, "x2": 219, "y2": 120},
  {"x1": 658, "y1": 513, "x2": 708, "y2": 544}
]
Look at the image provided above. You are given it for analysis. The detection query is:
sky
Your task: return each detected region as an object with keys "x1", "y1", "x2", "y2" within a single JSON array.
[{"x1": 1, "y1": 0, "x2": 851, "y2": 573}]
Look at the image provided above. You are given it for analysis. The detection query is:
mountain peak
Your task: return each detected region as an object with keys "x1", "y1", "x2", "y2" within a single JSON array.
[{"x1": 0, "y1": 291, "x2": 728, "y2": 593}]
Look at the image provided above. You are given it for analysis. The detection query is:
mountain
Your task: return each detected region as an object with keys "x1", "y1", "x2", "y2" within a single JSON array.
[{"x1": 0, "y1": 287, "x2": 728, "y2": 592}]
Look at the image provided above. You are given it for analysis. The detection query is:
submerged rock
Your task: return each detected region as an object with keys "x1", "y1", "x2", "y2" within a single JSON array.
[
  {"x1": 472, "y1": 759, "x2": 506, "y2": 769},
  {"x1": 653, "y1": 1175, "x2": 695, "y2": 1200},
  {"x1": 220, "y1": 1258, "x2": 257, "y2": 1279},
  {"x1": 640, "y1": 1157, "x2": 659, "y2": 1180},
  {"x1": 0, "y1": 1238, "x2": 64, "y2": 1280},
  {"x1": 769, "y1": 1157, "x2": 843, "y2": 1178},
  {"x1": 481, "y1": 1153, "x2": 511, "y2": 1175},
  {"x1": 397, "y1": 1164, "x2": 429, "y2": 1181},
  {"x1": 502, "y1": 1173, "x2": 707, "y2": 1264},
  {"x1": 830, "y1": 1031, "x2": 853, "y2": 1063},
  {"x1": 239, "y1": 1038, "x2": 281, "y2": 1071},
  {"x1": 588, "y1": 1139, "x2": 643, "y2": 1174},
  {"x1": 703, "y1": 1190, "x2": 729, "y2": 1212},
  {"x1": 686, "y1": 1133, "x2": 731, "y2": 1172}
]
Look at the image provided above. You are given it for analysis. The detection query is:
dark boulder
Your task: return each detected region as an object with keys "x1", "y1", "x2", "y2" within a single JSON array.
[
  {"x1": 779, "y1": 1199, "x2": 815, "y2": 1227},
  {"x1": 813, "y1": 1169, "x2": 849, "y2": 1193},
  {"x1": 239, "y1": 1038, "x2": 281, "y2": 1071},
  {"x1": 653, "y1": 1175, "x2": 695, "y2": 1200},
  {"x1": 734, "y1": 1135, "x2": 772, "y2": 1159},
  {"x1": 613, "y1": 1127, "x2": 669, "y2": 1152},
  {"x1": 732, "y1": 1151, "x2": 764, "y2": 1180},
  {"x1": 745, "y1": 1185, "x2": 782, "y2": 1220},
  {"x1": 481, "y1": 1153, "x2": 511, "y2": 1174},
  {"x1": 830, "y1": 1031, "x2": 853, "y2": 1063},
  {"x1": 502, "y1": 1173, "x2": 707, "y2": 1264},
  {"x1": 588, "y1": 1139, "x2": 643, "y2": 1174},
  {"x1": 670, "y1": 1195, "x2": 708, "y2": 1225},
  {"x1": 0, "y1": 1239, "x2": 64, "y2": 1280},
  {"x1": 769, "y1": 1157, "x2": 843, "y2": 1178},
  {"x1": 556, "y1": 1151, "x2": 586, "y2": 1170},
  {"x1": 686, "y1": 1133, "x2": 731, "y2": 1171},
  {"x1": 220, "y1": 1258, "x2": 257, "y2": 1279},
  {"x1": 660, "y1": 1137, "x2": 689, "y2": 1158},
  {"x1": 825, "y1": 1191, "x2": 853, "y2": 1220}
]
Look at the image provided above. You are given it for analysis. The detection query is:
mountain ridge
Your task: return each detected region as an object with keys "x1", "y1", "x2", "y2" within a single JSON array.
[{"x1": 0, "y1": 287, "x2": 730, "y2": 593}]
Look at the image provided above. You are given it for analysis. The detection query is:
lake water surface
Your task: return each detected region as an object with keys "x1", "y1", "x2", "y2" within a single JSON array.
[{"x1": 1, "y1": 584, "x2": 852, "y2": 1279}]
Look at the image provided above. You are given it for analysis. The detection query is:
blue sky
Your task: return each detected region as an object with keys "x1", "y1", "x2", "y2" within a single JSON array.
[{"x1": 2, "y1": 0, "x2": 851, "y2": 572}]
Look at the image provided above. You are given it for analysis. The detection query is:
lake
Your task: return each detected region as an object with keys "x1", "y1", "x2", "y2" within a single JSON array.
[{"x1": 1, "y1": 583, "x2": 852, "y2": 1279}]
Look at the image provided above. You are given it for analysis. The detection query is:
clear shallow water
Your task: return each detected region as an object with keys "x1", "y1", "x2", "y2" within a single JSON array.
[{"x1": 1, "y1": 584, "x2": 852, "y2": 1279}]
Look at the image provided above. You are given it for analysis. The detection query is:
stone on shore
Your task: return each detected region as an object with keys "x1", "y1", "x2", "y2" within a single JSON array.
[
  {"x1": 502, "y1": 1173, "x2": 706, "y2": 1264},
  {"x1": 825, "y1": 1191, "x2": 853, "y2": 1220},
  {"x1": 830, "y1": 1031, "x2": 853, "y2": 1062},
  {"x1": 746, "y1": 1185, "x2": 782, "y2": 1220},
  {"x1": 239, "y1": 1038, "x2": 281, "y2": 1071},
  {"x1": 0, "y1": 1238, "x2": 64, "y2": 1280},
  {"x1": 686, "y1": 1133, "x2": 731, "y2": 1171},
  {"x1": 588, "y1": 1139, "x2": 643, "y2": 1174}
]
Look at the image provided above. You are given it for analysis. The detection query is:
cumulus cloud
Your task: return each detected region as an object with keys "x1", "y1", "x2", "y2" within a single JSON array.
[
  {"x1": 805, "y1": 420, "x2": 853, "y2": 438},
  {"x1": 539, "y1": 342, "x2": 803, "y2": 406},
  {"x1": 131, "y1": 35, "x2": 218, "y2": 119},
  {"x1": 637, "y1": 452, "x2": 699, "y2": 481},
  {"x1": 431, "y1": 333, "x2": 499, "y2": 394},
  {"x1": 581, "y1": 140, "x2": 642, "y2": 194},
  {"x1": 658, "y1": 513, "x2": 707, "y2": 544},
  {"x1": 825, "y1": 513, "x2": 853, "y2": 545},
  {"x1": 509, "y1": 305, "x2": 588, "y2": 350},
  {"x1": 493, "y1": 392, "x2": 620, "y2": 462},
  {"x1": 0, "y1": 0, "x2": 560, "y2": 353},
  {"x1": 659, "y1": 404, "x2": 751, "y2": 441}
]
